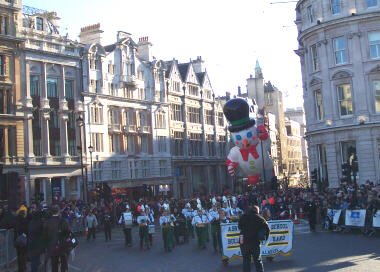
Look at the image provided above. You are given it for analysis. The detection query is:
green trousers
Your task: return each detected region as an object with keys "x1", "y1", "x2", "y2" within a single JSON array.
[
  {"x1": 186, "y1": 219, "x2": 194, "y2": 238},
  {"x1": 139, "y1": 226, "x2": 149, "y2": 249},
  {"x1": 196, "y1": 226, "x2": 207, "y2": 248},
  {"x1": 162, "y1": 227, "x2": 173, "y2": 251},
  {"x1": 211, "y1": 223, "x2": 222, "y2": 251}
]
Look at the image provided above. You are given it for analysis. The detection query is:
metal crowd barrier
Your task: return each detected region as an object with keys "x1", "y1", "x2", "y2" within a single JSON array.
[{"x1": 0, "y1": 229, "x2": 16, "y2": 269}]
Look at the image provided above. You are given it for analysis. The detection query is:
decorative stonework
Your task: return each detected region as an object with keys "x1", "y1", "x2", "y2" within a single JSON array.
[{"x1": 331, "y1": 70, "x2": 352, "y2": 80}]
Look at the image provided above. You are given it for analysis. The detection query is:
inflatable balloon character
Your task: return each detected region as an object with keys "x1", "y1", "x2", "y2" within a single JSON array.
[{"x1": 223, "y1": 98, "x2": 273, "y2": 185}]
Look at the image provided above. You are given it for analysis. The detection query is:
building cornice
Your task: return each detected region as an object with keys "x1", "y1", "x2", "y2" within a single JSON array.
[
  {"x1": 298, "y1": 12, "x2": 380, "y2": 42},
  {"x1": 305, "y1": 121, "x2": 380, "y2": 137},
  {"x1": 0, "y1": 34, "x2": 25, "y2": 43}
]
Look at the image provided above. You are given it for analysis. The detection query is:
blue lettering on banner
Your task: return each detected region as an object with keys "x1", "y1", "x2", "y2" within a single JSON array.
[{"x1": 351, "y1": 212, "x2": 360, "y2": 219}]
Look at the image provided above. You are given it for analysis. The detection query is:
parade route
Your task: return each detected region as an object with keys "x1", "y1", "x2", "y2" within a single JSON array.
[{"x1": 70, "y1": 221, "x2": 380, "y2": 272}]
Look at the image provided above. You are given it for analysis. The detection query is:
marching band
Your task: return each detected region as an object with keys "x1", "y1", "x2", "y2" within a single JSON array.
[{"x1": 119, "y1": 196, "x2": 244, "y2": 253}]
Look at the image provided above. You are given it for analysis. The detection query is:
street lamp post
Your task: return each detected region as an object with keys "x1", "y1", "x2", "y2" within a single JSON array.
[
  {"x1": 76, "y1": 116, "x2": 88, "y2": 202},
  {"x1": 257, "y1": 129, "x2": 266, "y2": 183},
  {"x1": 88, "y1": 145, "x2": 94, "y2": 187}
]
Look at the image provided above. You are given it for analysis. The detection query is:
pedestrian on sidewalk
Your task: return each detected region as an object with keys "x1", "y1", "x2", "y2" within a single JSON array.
[
  {"x1": 43, "y1": 204, "x2": 71, "y2": 272},
  {"x1": 239, "y1": 205, "x2": 269, "y2": 272},
  {"x1": 103, "y1": 211, "x2": 112, "y2": 241},
  {"x1": 85, "y1": 210, "x2": 98, "y2": 241},
  {"x1": 14, "y1": 205, "x2": 28, "y2": 272},
  {"x1": 28, "y1": 208, "x2": 45, "y2": 272}
]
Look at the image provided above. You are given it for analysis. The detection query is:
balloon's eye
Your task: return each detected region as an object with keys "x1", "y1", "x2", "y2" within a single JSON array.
[
  {"x1": 236, "y1": 135, "x2": 242, "y2": 140},
  {"x1": 247, "y1": 132, "x2": 252, "y2": 138}
]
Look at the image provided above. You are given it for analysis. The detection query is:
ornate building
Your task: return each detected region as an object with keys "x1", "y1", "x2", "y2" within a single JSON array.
[
  {"x1": 296, "y1": 0, "x2": 380, "y2": 186},
  {"x1": 0, "y1": 0, "x2": 25, "y2": 208},
  {"x1": 80, "y1": 26, "x2": 173, "y2": 199},
  {"x1": 165, "y1": 57, "x2": 231, "y2": 197},
  {"x1": 18, "y1": 5, "x2": 84, "y2": 204}
]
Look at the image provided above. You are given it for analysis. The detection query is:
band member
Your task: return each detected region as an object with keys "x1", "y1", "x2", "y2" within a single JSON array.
[
  {"x1": 160, "y1": 209, "x2": 175, "y2": 252},
  {"x1": 192, "y1": 208, "x2": 209, "y2": 249},
  {"x1": 146, "y1": 205, "x2": 155, "y2": 247},
  {"x1": 137, "y1": 210, "x2": 151, "y2": 250},
  {"x1": 221, "y1": 201, "x2": 231, "y2": 218},
  {"x1": 230, "y1": 201, "x2": 243, "y2": 222},
  {"x1": 182, "y1": 203, "x2": 195, "y2": 241},
  {"x1": 118, "y1": 205, "x2": 133, "y2": 247},
  {"x1": 208, "y1": 204, "x2": 220, "y2": 252},
  {"x1": 173, "y1": 207, "x2": 186, "y2": 244}
]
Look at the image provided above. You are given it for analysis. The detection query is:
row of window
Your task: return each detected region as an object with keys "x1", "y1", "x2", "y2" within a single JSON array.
[
  {"x1": 0, "y1": 15, "x2": 8, "y2": 35},
  {"x1": 92, "y1": 159, "x2": 169, "y2": 181},
  {"x1": 310, "y1": 32, "x2": 380, "y2": 71},
  {"x1": 30, "y1": 76, "x2": 75, "y2": 99},
  {"x1": 314, "y1": 81, "x2": 380, "y2": 120},
  {"x1": 91, "y1": 133, "x2": 150, "y2": 154},
  {"x1": 170, "y1": 104, "x2": 224, "y2": 126},
  {"x1": 307, "y1": 1, "x2": 378, "y2": 24}
]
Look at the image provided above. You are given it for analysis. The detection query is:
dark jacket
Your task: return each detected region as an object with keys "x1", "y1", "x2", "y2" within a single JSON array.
[
  {"x1": 43, "y1": 215, "x2": 70, "y2": 256},
  {"x1": 14, "y1": 214, "x2": 29, "y2": 242},
  {"x1": 238, "y1": 209, "x2": 269, "y2": 248},
  {"x1": 27, "y1": 212, "x2": 45, "y2": 256}
]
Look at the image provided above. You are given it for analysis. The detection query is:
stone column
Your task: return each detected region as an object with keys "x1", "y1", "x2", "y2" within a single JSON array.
[
  {"x1": 60, "y1": 116, "x2": 69, "y2": 159},
  {"x1": 29, "y1": 178, "x2": 35, "y2": 202},
  {"x1": 76, "y1": 177, "x2": 81, "y2": 200},
  {"x1": 3, "y1": 127, "x2": 9, "y2": 163},
  {"x1": 42, "y1": 112, "x2": 51, "y2": 159},
  {"x1": 61, "y1": 177, "x2": 65, "y2": 200},
  {"x1": 24, "y1": 61, "x2": 35, "y2": 161},
  {"x1": 45, "y1": 178, "x2": 52, "y2": 205}
]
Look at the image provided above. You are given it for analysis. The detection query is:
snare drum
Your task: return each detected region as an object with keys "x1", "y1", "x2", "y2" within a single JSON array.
[{"x1": 148, "y1": 224, "x2": 155, "y2": 234}]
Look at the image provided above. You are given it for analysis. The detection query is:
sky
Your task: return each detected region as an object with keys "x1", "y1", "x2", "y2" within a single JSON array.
[{"x1": 23, "y1": 0, "x2": 303, "y2": 109}]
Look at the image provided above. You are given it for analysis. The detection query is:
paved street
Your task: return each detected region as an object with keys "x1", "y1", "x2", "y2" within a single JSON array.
[{"x1": 70, "y1": 221, "x2": 380, "y2": 272}]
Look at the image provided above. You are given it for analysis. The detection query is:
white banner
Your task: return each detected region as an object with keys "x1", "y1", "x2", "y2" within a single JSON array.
[
  {"x1": 220, "y1": 220, "x2": 293, "y2": 262},
  {"x1": 327, "y1": 209, "x2": 341, "y2": 225},
  {"x1": 373, "y1": 210, "x2": 380, "y2": 228},
  {"x1": 345, "y1": 210, "x2": 366, "y2": 227}
]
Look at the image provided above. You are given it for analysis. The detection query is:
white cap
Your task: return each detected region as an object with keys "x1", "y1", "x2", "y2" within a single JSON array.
[
  {"x1": 197, "y1": 203, "x2": 202, "y2": 210},
  {"x1": 212, "y1": 197, "x2": 217, "y2": 205},
  {"x1": 141, "y1": 205, "x2": 145, "y2": 212},
  {"x1": 186, "y1": 203, "x2": 191, "y2": 208},
  {"x1": 232, "y1": 196, "x2": 237, "y2": 204},
  {"x1": 126, "y1": 205, "x2": 130, "y2": 210},
  {"x1": 222, "y1": 196, "x2": 227, "y2": 203}
]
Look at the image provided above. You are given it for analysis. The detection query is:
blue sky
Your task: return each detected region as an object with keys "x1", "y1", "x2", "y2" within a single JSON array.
[{"x1": 23, "y1": 0, "x2": 302, "y2": 109}]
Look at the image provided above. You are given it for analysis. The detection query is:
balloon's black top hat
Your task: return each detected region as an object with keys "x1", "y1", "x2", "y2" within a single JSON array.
[{"x1": 223, "y1": 98, "x2": 255, "y2": 132}]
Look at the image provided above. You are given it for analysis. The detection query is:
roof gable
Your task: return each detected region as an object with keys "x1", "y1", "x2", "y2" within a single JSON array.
[
  {"x1": 186, "y1": 63, "x2": 199, "y2": 84},
  {"x1": 202, "y1": 71, "x2": 212, "y2": 90}
]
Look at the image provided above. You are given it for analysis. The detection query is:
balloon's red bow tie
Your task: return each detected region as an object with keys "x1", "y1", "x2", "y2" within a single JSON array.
[{"x1": 239, "y1": 144, "x2": 259, "y2": 161}]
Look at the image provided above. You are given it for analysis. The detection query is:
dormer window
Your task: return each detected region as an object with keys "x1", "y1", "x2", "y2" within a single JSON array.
[{"x1": 36, "y1": 17, "x2": 43, "y2": 31}]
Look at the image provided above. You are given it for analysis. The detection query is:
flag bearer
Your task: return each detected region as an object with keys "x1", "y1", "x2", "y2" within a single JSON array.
[{"x1": 137, "y1": 209, "x2": 150, "y2": 250}]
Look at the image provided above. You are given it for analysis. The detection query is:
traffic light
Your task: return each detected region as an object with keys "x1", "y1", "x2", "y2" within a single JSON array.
[{"x1": 342, "y1": 163, "x2": 351, "y2": 183}]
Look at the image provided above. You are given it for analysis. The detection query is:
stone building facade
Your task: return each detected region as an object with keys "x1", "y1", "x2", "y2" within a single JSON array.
[
  {"x1": 18, "y1": 5, "x2": 85, "y2": 204},
  {"x1": 296, "y1": 0, "x2": 380, "y2": 186},
  {"x1": 285, "y1": 107, "x2": 309, "y2": 176},
  {"x1": 166, "y1": 57, "x2": 230, "y2": 198},
  {"x1": 0, "y1": 0, "x2": 25, "y2": 207},
  {"x1": 80, "y1": 26, "x2": 173, "y2": 199}
]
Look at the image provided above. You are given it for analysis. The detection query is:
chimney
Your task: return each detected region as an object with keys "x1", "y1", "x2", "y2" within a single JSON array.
[
  {"x1": 192, "y1": 56, "x2": 204, "y2": 73},
  {"x1": 137, "y1": 36, "x2": 153, "y2": 61},
  {"x1": 238, "y1": 86, "x2": 241, "y2": 96},
  {"x1": 79, "y1": 23, "x2": 103, "y2": 44}
]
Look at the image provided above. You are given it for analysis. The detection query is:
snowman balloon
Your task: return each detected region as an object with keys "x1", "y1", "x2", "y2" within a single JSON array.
[{"x1": 223, "y1": 98, "x2": 273, "y2": 185}]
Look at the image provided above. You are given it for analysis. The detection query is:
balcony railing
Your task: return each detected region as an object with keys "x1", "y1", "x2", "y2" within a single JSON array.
[
  {"x1": 0, "y1": 156, "x2": 25, "y2": 165},
  {"x1": 108, "y1": 124, "x2": 121, "y2": 132},
  {"x1": 123, "y1": 124, "x2": 137, "y2": 133}
]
